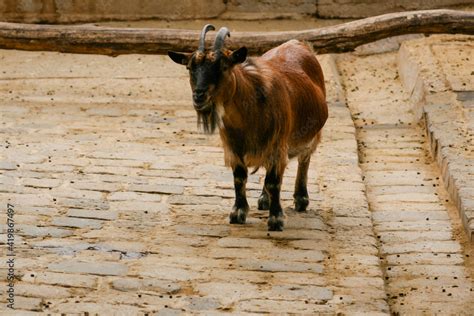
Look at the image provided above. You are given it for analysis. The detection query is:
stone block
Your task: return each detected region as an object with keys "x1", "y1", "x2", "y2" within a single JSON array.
[
  {"x1": 15, "y1": 224, "x2": 73, "y2": 238},
  {"x1": 236, "y1": 258, "x2": 324, "y2": 273},
  {"x1": 23, "y1": 271, "x2": 98, "y2": 288},
  {"x1": 66, "y1": 209, "x2": 118, "y2": 220},
  {"x1": 111, "y1": 278, "x2": 181, "y2": 294},
  {"x1": 52, "y1": 216, "x2": 103, "y2": 229},
  {"x1": 48, "y1": 261, "x2": 128, "y2": 276},
  {"x1": 15, "y1": 283, "x2": 72, "y2": 299}
]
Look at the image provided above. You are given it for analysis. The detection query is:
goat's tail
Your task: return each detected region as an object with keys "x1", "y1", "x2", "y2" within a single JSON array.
[{"x1": 250, "y1": 167, "x2": 260, "y2": 175}]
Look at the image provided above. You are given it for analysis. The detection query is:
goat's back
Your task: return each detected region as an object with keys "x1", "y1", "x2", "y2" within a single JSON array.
[{"x1": 261, "y1": 40, "x2": 328, "y2": 148}]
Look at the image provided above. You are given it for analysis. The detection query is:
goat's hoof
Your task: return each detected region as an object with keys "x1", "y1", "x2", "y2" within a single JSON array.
[
  {"x1": 294, "y1": 196, "x2": 309, "y2": 212},
  {"x1": 258, "y1": 194, "x2": 270, "y2": 210},
  {"x1": 268, "y1": 215, "x2": 284, "y2": 231},
  {"x1": 229, "y1": 207, "x2": 248, "y2": 224}
]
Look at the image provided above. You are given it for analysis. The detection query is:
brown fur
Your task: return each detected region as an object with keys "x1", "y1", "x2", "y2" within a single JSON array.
[{"x1": 215, "y1": 40, "x2": 327, "y2": 173}]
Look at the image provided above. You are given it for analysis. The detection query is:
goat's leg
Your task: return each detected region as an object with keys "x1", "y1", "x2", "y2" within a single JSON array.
[
  {"x1": 229, "y1": 164, "x2": 249, "y2": 224},
  {"x1": 294, "y1": 153, "x2": 310, "y2": 212},
  {"x1": 258, "y1": 186, "x2": 270, "y2": 210},
  {"x1": 294, "y1": 132, "x2": 321, "y2": 212},
  {"x1": 265, "y1": 165, "x2": 285, "y2": 231}
]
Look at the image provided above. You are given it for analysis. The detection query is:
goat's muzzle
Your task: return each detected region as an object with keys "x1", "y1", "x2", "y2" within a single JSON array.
[{"x1": 193, "y1": 90, "x2": 211, "y2": 112}]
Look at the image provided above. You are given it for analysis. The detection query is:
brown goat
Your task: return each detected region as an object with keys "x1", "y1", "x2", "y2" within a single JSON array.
[{"x1": 168, "y1": 25, "x2": 328, "y2": 231}]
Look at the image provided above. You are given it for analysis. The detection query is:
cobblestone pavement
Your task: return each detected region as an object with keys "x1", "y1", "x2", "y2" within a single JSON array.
[{"x1": 0, "y1": 34, "x2": 473, "y2": 314}]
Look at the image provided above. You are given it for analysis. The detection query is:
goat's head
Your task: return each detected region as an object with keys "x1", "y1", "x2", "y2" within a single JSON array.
[{"x1": 168, "y1": 25, "x2": 247, "y2": 133}]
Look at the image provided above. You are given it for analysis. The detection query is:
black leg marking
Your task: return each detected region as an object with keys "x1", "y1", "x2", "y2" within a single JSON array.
[
  {"x1": 294, "y1": 154, "x2": 310, "y2": 212},
  {"x1": 265, "y1": 166, "x2": 285, "y2": 231},
  {"x1": 229, "y1": 165, "x2": 249, "y2": 224},
  {"x1": 258, "y1": 189, "x2": 270, "y2": 210}
]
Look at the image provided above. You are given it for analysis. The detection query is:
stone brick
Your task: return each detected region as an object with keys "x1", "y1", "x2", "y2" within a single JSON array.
[
  {"x1": 0, "y1": 160, "x2": 17, "y2": 170},
  {"x1": 111, "y1": 278, "x2": 181, "y2": 294},
  {"x1": 379, "y1": 231, "x2": 453, "y2": 243},
  {"x1": 56, "y1": 197, "x2": 109, "y2": 210},
  {"x1": 52, "y1": 216, "x2": 103, "y2": 229},
  {"x1": 108, "y1": 191, "x2": 162, "y2": 202},
  {"x1": 95, "y1": 241, "x2": 146, "y2": 253},
  {"x1": 127, "y1": 183, "x2": 183, "y2": 195},
  {"x1": 381, "y1": 240, "x2": 462, "y2": 254},
  {"x1": 237, "y1": 298, "x2": 333, "y2": 314},
  {"x1": 22, "y1": 271, "x2": 98, "y2": 288},
  {"x1": 70, "y1": 180, "x2": 122, "y2": 192},
  {"x1": 22, "y1": 178, "x2": 62, "y2": 188},
  {"x1": 50, "y1": 302, "x2": 141, "y2": 315},
  {"x1": 264, "y1": 284, "x2": 332, "y2": 301},
  {"x1": 217, "y1": 237, "x2": 273, "y2": 248},
  {"x1": 135, "y1": 265, "x2": 198, "y2": 281},
  {"x1": 185, "y1": 296, "x2": 222, "y2": 311},
  {"x1": 236, "y1": 258, "x2": 324, "y2": 273},
  {"x1": 385, "y1": 253, "x2": 464, "y2": 266},
  {"x1": 66, "y1": 208, "x2": 118, "y2": 220},
  {"x1": 10, "y1": 296, "x2": 42, "y2": 311},
  {"x1": 109, "y1": 201, "x2": 169, "y2": 213},
  {"x1": 195, "y1": 281, "x2": 260, "y2": 304},
  {"x1": 210, "y1": 247, "x2": 325, "y2": 262},
  {"x1": 16, "y1": 224, "x2": 73, "y2": 238},
  {"x1": 373, "y1": 210, "x2": 450, "y2": 222},
  {"x1": 167, "y1": 194, "x2": 224, "y2": 205},
  {"x1": 386, "y1": 265, "x2": 467, "y2": 279},
  {"x1": 48, "y1": 261, "x2": 128, "y2": 276},
  {"x1": 15, "y1": 283, "x2": 72, "y2": 299}
]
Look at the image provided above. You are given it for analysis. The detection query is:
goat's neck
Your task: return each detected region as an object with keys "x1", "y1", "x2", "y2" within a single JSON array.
[{"x1": 216, "y1": 62, "x2": 260, "y2": 127}]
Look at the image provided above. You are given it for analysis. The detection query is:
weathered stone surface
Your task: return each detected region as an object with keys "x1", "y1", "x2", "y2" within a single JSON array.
[
  {"x1": 15, "y1": 284, "x2": 72, "y2": 299},
  {"x1": 66, "y1": 208, "x2": 118, "y2": 220},
  {"x1": 111, "y1": 278, "x2": 181, "y2": 294},
  {"x1": 138, "y1": 266, "x2": 198, "y2": 281},
  {"x1": 0, "y1": 160, "x2": 17, "y2": 170},
  {"x1": 1, "y1": 32, "x2": 472, "y2": 315},
  {"x1": 15, "y1": 224, "x2": 73, "y2": 238},
  {"x1": 22, "y1": 271, "x2": 98, "y2": 288},
  {"x1": 10, "y1": 296, "x2": 42, "y2": 311},
  {"x1": 217, "y1": 237, "x2": 273, "y2": 248},
  {"x1": 48, "y1": 261, "x2": 128, "y2": 276},
  {"x1": 108, "y1": 191, "x2": 162, "y2": 202},
  {"x1": 51, "y1": 216, "x2": 103, "y2": 229},
  {"x1": 236, "y1": 258, "x2": 324, "y2": 273}
]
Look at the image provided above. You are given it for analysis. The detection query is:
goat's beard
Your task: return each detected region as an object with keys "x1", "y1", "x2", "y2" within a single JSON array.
[{"x1": 196, "y1": 102, "x2": 218, "y2": 134}]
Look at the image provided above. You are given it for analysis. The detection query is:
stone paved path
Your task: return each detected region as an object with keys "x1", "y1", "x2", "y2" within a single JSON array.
[
  {"x1": 0, "y1": 35, "x2": 473, "y2": 315},
  {"x1": 339, "y1": 51, "x2": 473, "y2": 314}
]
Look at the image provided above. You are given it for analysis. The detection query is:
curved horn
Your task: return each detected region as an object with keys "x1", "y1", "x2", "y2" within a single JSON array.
[
  {"x1": 198, "y1": 24, "x2": 215, "y2": 52},
  {"x1": 214, "y1": 27, "x2": 230, "y2": 52}
]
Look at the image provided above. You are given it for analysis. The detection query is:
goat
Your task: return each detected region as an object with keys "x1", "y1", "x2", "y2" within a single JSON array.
[{"x1": 168, "y1": 25, "x2": 328, "y2": 231}]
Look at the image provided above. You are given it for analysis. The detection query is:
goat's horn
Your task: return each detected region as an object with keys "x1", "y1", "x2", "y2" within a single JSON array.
[
  {"x1": 198, "y1": 24, "x2": 215, "y2": 52},
  {"x1": 214, "y1": 27, "x2": 230, "y2": 52}
]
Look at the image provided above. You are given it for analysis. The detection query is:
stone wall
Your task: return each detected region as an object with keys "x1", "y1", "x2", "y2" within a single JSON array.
[{"x1": 0, "y1": 0, "x2": 471, "y2": 23}]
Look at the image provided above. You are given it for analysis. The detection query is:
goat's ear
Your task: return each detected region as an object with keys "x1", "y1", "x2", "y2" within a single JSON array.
[
  {"x1": 230, "y1": 47, "x2": 248, "y2": 65},
  {"x1": 168, "y1": 51, "x2": 192, "y2": 65}
]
